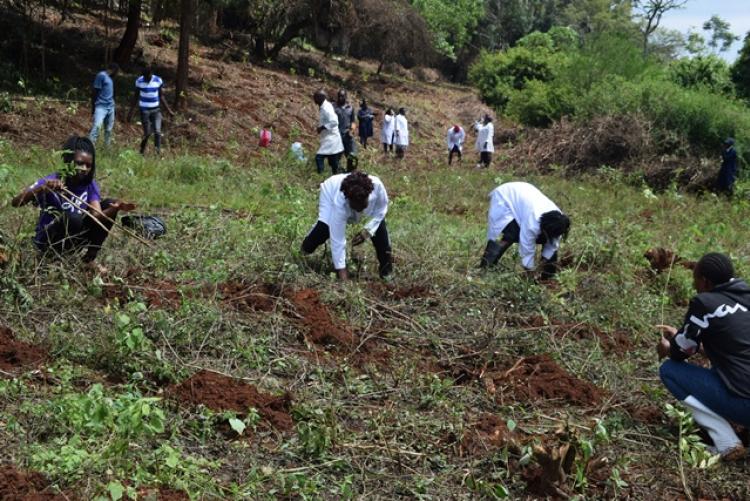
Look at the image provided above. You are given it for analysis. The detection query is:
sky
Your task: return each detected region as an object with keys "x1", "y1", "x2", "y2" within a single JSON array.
[{"x1": 659, "y1": 0, "x2": 749, "y2": 62}]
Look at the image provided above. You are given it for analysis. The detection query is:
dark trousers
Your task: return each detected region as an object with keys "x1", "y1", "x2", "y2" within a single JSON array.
[
  {"x1": 479, "y1": 151, "x2": 492, "y2": 168},
  {"x1": 37, "y1": 198, "x2": 116, "y2": 262},
  {"x1": 359, "y1": 135, "x2": 370, "y2": 148},
  {"x1": 301, "y1": 220, "x2": 393, "y2": 277},
  {"x1": 448, "y1": 145, "x2": 461, "y2": 165},
  {"x1": 383, "y1": 143, "x2": 393, "y2": 154},
  {"x1": 316, "y1": 153, "x2": 341, "y2": 175},
  {"x1": 140, "y1": 108, "x2": 163, "y2": 154},
  {"x1": 395, "y1": 145, "x2": 406, "y2": 159},
  {"x1": 479, "y1": 219, "x2": 558, "y2": 278}
]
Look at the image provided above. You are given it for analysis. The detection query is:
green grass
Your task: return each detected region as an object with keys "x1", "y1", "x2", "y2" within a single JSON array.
[{"x1": 1, "y1": 139, "x2": 750, "y2": 499}]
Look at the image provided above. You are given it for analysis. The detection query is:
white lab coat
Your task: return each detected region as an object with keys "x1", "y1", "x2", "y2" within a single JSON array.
[
  {"x1": 474, "y1": 121, "x2": 494, "y2": 153},
  {"x1": 447, "y1": 127, "x2": 465, "y2": 151},
  {"x1": 381, "y1": 114, "x2": 394, "y2": 145},
  {"x1": 486, "y1": 182, "x2": 562, "y2": 270},
  {"x1": 317, "y1": 100, "x2": 344, "y2": 155},
  {"x1": 317, "y1": 173, "x2": 389, "y2": 270},
  {"x1": 394, "y1": 114, "x2": 409, "y2": 146}
]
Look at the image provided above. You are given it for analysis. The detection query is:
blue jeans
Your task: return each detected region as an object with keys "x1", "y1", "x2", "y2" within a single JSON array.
[
  {"x1": 89, "y1": 105, "x2": 115, "y2": 145},
  {"x1": 660, "y1": 359, "x2": 750, "y2": 427}
]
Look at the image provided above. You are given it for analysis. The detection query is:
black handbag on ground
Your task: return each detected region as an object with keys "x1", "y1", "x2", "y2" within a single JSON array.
[{"x1": 121, "y1": 215, "x2": 167, "y2": 239}]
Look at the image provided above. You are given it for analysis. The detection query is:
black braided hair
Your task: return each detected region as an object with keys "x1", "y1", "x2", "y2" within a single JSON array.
[
  {"x1": 61, "y1": 135, "x2": 96, "y2": 186},
  {"x1": 696, "y1": 252, "x2": 734, "y2": 286},
  {"x1": 540, "y1": 210, "x2": 570, "y2": 240},
  {"x1": 341, "y1": 171, "x2": 374, "y2": 207}
]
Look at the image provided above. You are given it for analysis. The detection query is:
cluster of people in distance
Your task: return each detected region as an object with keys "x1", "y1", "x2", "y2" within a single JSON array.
[
  {"x1": 89, "y1": 63, "x2": 173, "y2": 155},
  {"x1": 445, "y1": 114, "x2": 495, "y2": 168},
  {"x1": 11, "y1": 64, "x2": 749, "y2": 464}
]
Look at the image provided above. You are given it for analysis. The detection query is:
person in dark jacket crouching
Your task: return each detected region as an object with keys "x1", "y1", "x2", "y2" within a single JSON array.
[{"x1": 656, "y1": 252, "x2": 750, "y2": 460}]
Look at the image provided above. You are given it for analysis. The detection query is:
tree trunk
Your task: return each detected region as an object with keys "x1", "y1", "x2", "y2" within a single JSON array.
[
  {"x1": 267, "y1": 19, "x2": 310, "y2": 59},
  {"x1": 174, "y1": 0, "x2": 193, "y2": 110},
  {"x1": 113, "y1": 0, "x2": 141, "y2": 66},
  {"x1": 152, "y1": 0, "x2": 164, "y2": 27}
]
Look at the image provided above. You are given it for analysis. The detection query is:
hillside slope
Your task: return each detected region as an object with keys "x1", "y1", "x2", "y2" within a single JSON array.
[{"x1": 0, "y1": 10, "x2": 491, "y2": 161}]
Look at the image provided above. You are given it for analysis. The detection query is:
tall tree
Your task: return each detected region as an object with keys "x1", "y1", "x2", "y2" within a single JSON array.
[
  {"x1": 636, "y1": 0, "x2": 688, "y2": 57},
  {"x1": 174, "y1": 0, "x2": 192, "y2": 109},
  {"x1": 113, "y1": 0, "x2": 142, "y2": 66},
  {"x1": 732, "y1": 32, "x2": 750, "y2": 99},
  {"x1": 702, "y1": 15, "x2": 739, "y2": 54}
]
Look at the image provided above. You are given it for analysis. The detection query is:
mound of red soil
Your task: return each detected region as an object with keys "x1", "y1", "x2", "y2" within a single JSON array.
[
  {"x1": 169, "y1": 370, "x2": 293, "y2": 431},
  {"x1": 102, "y1": 280, "x2": 186, "y2": 309},
  {"x1": 554, "y1": 324, "x2": 634, "y2": 356},
  {"x1": 286, "y1": 289, "x2": 358, "y2": 349},
  {"x1": 626, "y1": 403, "x2": 663, "y2": 425},
  {"x1": 461, "y1": 414, "x2": 516, "y2": 457},
  {"x1": 0, "y1": 326, "x2": 48, "y2": 376},
  {"x1": 0, "y1": 465, "x2": 64, "y2": 500},
  {"x1": 218, "y1": 282, "x2": 277, "y2": 312},
  {"x1": 492, "y1": 354, "x2": 603, "y2": 406},
  {"x1": 644, "y1": 247, "x2": 696, "y2": 273}
]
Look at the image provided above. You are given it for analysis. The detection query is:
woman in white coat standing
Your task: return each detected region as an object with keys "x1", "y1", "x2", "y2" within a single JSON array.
[
  {"x1": 381, "y1": 108, "x2": 395, "y2": 154},
  {"x1": 313, "y1": 90, "x2": 345, "y2": 175},
  {"x1": 474, "y1": 114, "x2": 494, "y2": 169},
  {"x1": 394, "y1": 108, "x2": 409, "y2": 159}
]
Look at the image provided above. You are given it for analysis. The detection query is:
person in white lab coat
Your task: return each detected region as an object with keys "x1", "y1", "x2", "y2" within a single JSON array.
[
  {"x1": 301, "y1": 171, "x2": 392, "y2": 280},
  {"x1": 474, "y1": 114, "x2": 494, "y2": 168},
  {"x1": 381, "y1": 108, "x2": 395, "y2": 154},
  {"x1": 393, "y1": 108, "x2": 409, "y2": 159},
  {"x1": 446, "y1": 124, "x2": 465, "y2": 165},
  {"x1": 479, "y1": 182, "x2": 570, "y2": 279},
  {"x1": 313, "y1": 90, "x2": 344, "y2": 175}
]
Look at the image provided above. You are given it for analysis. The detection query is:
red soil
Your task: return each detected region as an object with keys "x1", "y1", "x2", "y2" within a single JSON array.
[
  {"x1": 286, "y1": 288, "x2": 358, "y2": 350},
  {"x1": 461, "y1": 414, "x2": 516, "y2": 457},
  {"x1": 102, "y1": 279, "x2": 186, "y2": 309},
  {"x1": 626, "y1": 403, "x2": 664, "y2": 425},
  {"x1": 490, "y1": 354, "x2": 603, "y2": 406},
  {"x1": 218, "y1": 281, "x2": 278, "y2": 312},
  {"x1": 0, "y1": 326, "x2": 48, "y2": 376},
  {"x1": 168, "y1": 370, "x2": 293, "y2": 431},
  {"x1": 522, "y1": 316, "x2": 637, "y2": 356},
  {"x1": 644, "y1": 247, "x2": 696, "y2": 272},
  {"x1": 0, "y1": 465, "x2": 64, "y2": 500}
]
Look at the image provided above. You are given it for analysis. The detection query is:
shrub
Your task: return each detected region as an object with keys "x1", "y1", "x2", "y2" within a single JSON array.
[
  {"x1": 506, "y1": 80, "x2": 575, "y2": 127},
  {"x1": 669, "y1": 55, "x2": 734, "y2": 96}
]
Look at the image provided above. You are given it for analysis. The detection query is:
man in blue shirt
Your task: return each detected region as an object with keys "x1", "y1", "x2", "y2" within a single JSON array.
[
  {"x1": 88, "y1": 63, "x2": 119, "y2": 147},
  {"x1": 126, "y1": 65, "x2": 174, "y2": 155}
]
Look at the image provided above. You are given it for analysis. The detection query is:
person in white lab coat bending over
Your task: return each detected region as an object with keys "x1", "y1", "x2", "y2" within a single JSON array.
[
  {"x1": 474, "y1": 114, "x2": 494, "y2": 169},
  {"x1": 480, "y1": 182, "x2": 570, "y2": 280},
  {"x1": 313, "y1": 90, "x2": 345, "y2": 175},
  {"x1": 394, "y1": 108, "x2": 409, "y2": 159},
  {"x1": 446, "y1": 124, "x2": 465, "y2": 165},
  {"x1": 301, "y1": 171, "x2": 393, "y2": 280}
]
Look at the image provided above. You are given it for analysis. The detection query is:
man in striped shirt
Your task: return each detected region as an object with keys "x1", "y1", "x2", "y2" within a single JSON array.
[{"x1": 127, "y1": 66, "x2": 174, "y2": 155}]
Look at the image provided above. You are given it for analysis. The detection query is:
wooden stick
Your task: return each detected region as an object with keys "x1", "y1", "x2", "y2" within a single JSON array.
[{"x1": 58, "y1": 188, "x2": 153, "y2": 247}]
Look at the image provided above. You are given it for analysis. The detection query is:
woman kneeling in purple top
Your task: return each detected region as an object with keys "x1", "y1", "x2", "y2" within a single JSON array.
[{"x1": 11, "y1": 136, "x2": 134, "y2": 271}]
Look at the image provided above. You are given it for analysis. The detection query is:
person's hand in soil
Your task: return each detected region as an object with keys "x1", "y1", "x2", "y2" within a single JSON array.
[
  {"x1": 351, "y1": 230, "x2": 370, "y2": 247},
  {"x1": 336, "y1": 268, "x2": 349, "y2": 281},
  {"x1": 655, "y1": 324, "x2": 677, "y2": 359}
]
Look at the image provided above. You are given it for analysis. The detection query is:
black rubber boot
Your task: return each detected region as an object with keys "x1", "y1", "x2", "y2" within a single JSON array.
[{"x1": 479, "y1": 240, "x2": 510, "y2": 268}]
